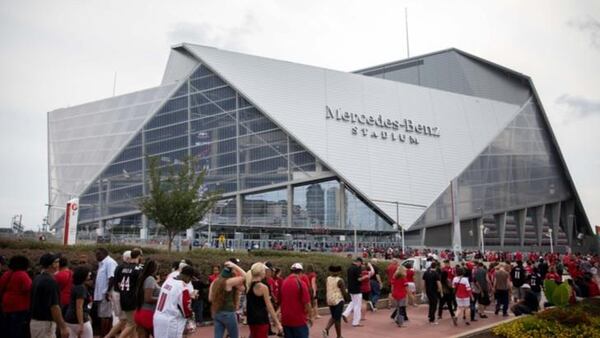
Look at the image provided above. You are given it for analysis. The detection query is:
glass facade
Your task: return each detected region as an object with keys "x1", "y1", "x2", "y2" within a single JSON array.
[
  {"x1": 292, "y1": 180, "x2": 340, "y2": 229},
  {"x1": 414, "y1": 100, "x2": 571, "y2": 227},
  {"x1": 76, "y1": 63, "x2": 392, "y2": 234}
]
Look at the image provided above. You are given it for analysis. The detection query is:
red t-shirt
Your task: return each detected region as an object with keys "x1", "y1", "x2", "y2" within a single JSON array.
[
  {"x1": 588, "y1": 281, "x2": 600, "y2": 297},
  {"x1": 392, "y1": 276, "x2": 407, "y2": 300},
  {"x1": 0, "y1": 270, "x2": 32, "y2": 312},
  {"x1": 55, "y1": 269, "x2": 73, "y2": 306},
  {"x1": 545, "y1": 272, "x2": 561, "y2": 283},
  {"x1": 208, "y1": 273, "x2": 219, "y2": 284},
  {"x1": 406, "y1": 268, "x2": 415, "y2": 283},
  {"x1": 360, "y1": 270, "x2": 371, "y2": 293},
  {"x1": 442, "y1": 266, "x2": 454, "y2": 282},
  {"x1": 280, "y1": 274, "x2": 310, "y2": 327}
]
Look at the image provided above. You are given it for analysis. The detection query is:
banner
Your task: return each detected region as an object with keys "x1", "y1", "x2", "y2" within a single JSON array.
[{"x1": 63, "y1": 198, "x2": 79, "y2": 245}]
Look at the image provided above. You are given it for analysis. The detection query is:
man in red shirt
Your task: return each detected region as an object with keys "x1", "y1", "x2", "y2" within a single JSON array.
[
  {"x1": 386, "y1": 258, "x2": 399, "y2": 309},
  {"x1": 280, "y1": 263, "x2": 312, "y2": 338},
  {"x1": 54, "y1": 256, "x2": 73, "y2": 310}
]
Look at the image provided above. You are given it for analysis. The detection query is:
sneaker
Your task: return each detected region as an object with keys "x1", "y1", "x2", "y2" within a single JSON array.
[
  {"x1": 322, "y1": 329, "x2": 329, "y2": 338},
  {"x1": 342, "y1": 315, "x2": 348, "y2": 323},
  {"x1": 429, "y1": 321, "x2": 439, "y2": 325},
  {"x1": 452, "y1": 316, "x2": 458, "y2": 326},
  {"x1": 367, "y1": 301, "x2": 374, "y2": 311},
  {"x1": 465, "y1": 321, "x2": 470, "y2": 326},
  {"x1": 480, "y1": 314, "x2": 488, "y2": 319}
]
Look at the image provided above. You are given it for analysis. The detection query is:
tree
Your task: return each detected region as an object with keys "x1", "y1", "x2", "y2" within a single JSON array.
[{"x1": 139, "y1": 156, "x2": 221, "y2": 252}]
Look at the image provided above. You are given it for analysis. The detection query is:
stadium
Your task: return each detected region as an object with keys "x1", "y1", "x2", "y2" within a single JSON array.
[{"x1": 47, "y1": 44, "x2": 595, "y2": 252}]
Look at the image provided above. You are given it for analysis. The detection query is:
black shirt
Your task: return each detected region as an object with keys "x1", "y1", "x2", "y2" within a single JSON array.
[
  {"x1": 511, "y1": 266, "x2": 525, "y2": 287},
  {"x1": 523, "y1": 290, "x2": 539, "y2": 311},
  {"x1": 64, "y1": 285, "x2": 91, "y2": 324},
  {"x1": 114, "y1": 263, "x2": 144, "y2": 311},
  {"x1": 347, "y1": 264, "x2": 362, "y2": 294},
  {"x1": 370, "y1": 265, "x2": 380, "y2": 281},
  {"x1": 422, "y1": 268, "x2": 440, "y2": 296},
  {"x1": 528, "y1": 273, "x2": 542, "y2": 293},
  {"x1": 30, "y1": 272, "x2": 60, "y2": 321},
  {"x1": 246, "y1": 281, "x2": 269, "y2": 325}
]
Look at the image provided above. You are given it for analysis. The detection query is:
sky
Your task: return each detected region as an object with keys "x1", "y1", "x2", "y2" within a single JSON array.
[{"x1": 0, "y1": 0, "x2": 598, "y2": 232}]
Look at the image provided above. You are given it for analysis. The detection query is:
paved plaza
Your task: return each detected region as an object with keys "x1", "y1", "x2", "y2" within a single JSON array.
[{"x1": 192, "y1": 304, "x2": 512, "y2": 338}]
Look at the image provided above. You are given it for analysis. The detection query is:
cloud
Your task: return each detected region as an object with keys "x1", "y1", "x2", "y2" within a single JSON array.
[
  {"x1": 556, "y1": 94, "x2": 600, "y2": 118},
  {"x1": 568, "y1": 16, "x2": 600, "y2": 50},
  {"x1": 166, "y1": 14, "x2": 259, "y2": 51}
]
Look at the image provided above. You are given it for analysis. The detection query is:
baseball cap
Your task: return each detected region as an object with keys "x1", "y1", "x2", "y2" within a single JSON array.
[
  {"x1": 122, "y1": 250, "x2": 131, "y2": 261},
  {"x1": 39, "y1": 253, "x2": 60, "y2": 268},
  {"x1": 291, "y1": 263, "x2": 303, "y2": 271}
]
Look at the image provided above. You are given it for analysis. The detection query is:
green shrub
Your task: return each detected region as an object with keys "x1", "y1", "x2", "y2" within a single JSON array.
[
  {"x1": 492, "y1": 298, "x2": 600, "y2": 338},
  {"x1": 543, "y1": 279, "x2": 557, "y2": 302},
  {"x1": 0, "y1": 239, "x2": 391, "y2": 306}
]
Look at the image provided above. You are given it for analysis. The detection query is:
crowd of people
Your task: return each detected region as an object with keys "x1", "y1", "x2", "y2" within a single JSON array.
[{"x1": 0, "y1": 248, "x2": 599, "y2": 338}]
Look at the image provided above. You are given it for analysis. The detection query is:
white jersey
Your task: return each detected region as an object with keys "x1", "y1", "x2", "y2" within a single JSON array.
[
  {"x1": 153, "y1": 278, "x2": 193, "y2": 338},
  {"x1": 155, "y1": 278, "x2": 193, "y2": 318}
]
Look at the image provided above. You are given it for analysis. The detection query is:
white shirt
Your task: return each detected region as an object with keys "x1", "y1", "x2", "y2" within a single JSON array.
[
  {"x1": 155, "y1": 278, "x2": 192, "y2": 319},
  {"x1": 94, "y1": 255, "x2": 118, "y2": 301}
]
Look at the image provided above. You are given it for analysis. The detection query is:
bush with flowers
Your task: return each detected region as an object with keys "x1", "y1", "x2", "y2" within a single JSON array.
[{"x1": 492, "y1": 298, "x2": 600, "y2": 338}]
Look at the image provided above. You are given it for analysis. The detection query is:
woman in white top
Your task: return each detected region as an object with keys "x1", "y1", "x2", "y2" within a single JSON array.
[
  {"x1": 323, "y1": 265, "x2": 349, "y2": 338},
  {"x1": 452, "y1": 267, "x2": 473, "y2": 326}
]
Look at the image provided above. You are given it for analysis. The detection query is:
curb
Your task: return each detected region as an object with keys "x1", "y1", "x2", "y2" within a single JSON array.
[{"x1": 450, "y1": 315, "x2": 521, "y2": 338}]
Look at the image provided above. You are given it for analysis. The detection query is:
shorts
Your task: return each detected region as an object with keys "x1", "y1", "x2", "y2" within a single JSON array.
[
  {"x1": 111, "y1": 291, "x2": 123, "y2": 319},
  {"x1": 134, "y1": 308, "x2": 154, "y2": 330},
  {"x1": 478, "y1": 292, "x2": 491, "y2": 306},
  {"x1": 362, "y1": 292, "x2": 371, "y2": 301},
  {"x1": 407, "y1": 282, "x2": 416, "y2": 293},
  {"x1": 329, "y1": 302, "x2": 344, "y2": 321},
  {"x1": 456, "y1": 297, "x2": 470, "y2": 308},
  {"x1": 249, "y1": 323, "x2": 269, "y2": 338},
  {"x1": 512, "y1": 286, "x2": 525, "y2": 300},
  {"x1": 96, "y1": 299, "x2": 112, "y2": 318}
]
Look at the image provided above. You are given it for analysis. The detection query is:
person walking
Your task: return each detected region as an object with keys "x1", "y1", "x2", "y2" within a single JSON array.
[
  {"x1": 305, "y1": 264, "x2": 320, "y2": 319},
  {"x1": 55, "y1": 256, "x2": 73, "y2": 313},
  {"x1": 359, "y1": 262, "x2": 375, "y2": 319},
  {"x1": 30, "y1": 253, "x2": 69, "y2": 338},
  {"x1": 153, "y1": 265, "x2": 195, "y2": 338},
  {"x1": 526, "y1": 266, "x2": 542, "y2": 303},
  {"x1": 323, "y1": 265, "x2": 348, "y2": 338},
  {"x1": 453, "y1": 267, "x2": 473, "y2": 326},
  {"x1": 493, "y1": 264, "x2": 511, "y2": 317},
  {"x1": 133, "y1": 260, "x2": 160, "y2": 338},
  {"x1": 510, "y1": 261, "x2": 526, "y2": 303},
  {"x1": 342, "y1": 257, "x2": 364, "y2": 327},
  {"x1": 391, "y1": 263, "x2": 408, "y2": 327},
  {"x1": 405, "y1": 262, "x2": 417, "y2": 307},
  {"x1": 113, "y1": 248, "x2": 144, "y2": 338},
  {"x1": 0, "y1": 255, "x2": 32, "y2": 338},
  {"x1": 104, "y1": 250, "x2": 131, "y2": 338},
  {"x1": 280, "y1": 263, "x2": 313, "y2": 338},
  {"x1": 209, "y1": 261, "x2": 246, "y2": 338},
  {"x1": 438, "y1": 270, "x2": 458, "y2": 326},
  {"x1": 245, "y1": 263, "x2": 282, "y2": 338},
  {"x1": 64, "y1": 266, "x2": 94, "y2": 338},
  {"x1": 474, "y1": 262, "x2": 490, "y2": 319},
  {"x1": 93, "y1": 248, "x2": 118, "y2": 337},
  {"x1": 369, "y1": 259, "x2": 382, "y2": 311},
  {"x1": 422, "y1": 261, "x2": 442, "y2": 325}
]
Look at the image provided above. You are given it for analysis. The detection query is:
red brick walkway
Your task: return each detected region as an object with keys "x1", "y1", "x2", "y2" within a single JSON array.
[{"x1": 192, "y1": 305, "x2": 510, "y2": 338}]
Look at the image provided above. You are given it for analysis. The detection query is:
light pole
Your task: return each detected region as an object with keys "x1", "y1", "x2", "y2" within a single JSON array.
[
  {"x1": 548, "y1": 228, "x2": 554, "y2": 254},
  {"x1": 480, "y1": 223, "x2": 485, "y2": 254},
  {"x1": 371, "y1": 198, "x2": 427, "y2": 256}
]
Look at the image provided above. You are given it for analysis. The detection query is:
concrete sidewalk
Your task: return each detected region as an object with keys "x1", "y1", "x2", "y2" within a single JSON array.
[{"x1": 192, "y1": 304, "x2": 511, "y2": 338}]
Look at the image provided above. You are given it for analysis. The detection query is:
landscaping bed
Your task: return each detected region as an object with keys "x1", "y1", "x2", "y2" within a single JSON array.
[{"x1": 490, "y1": 298, "x2": 600, "y2": 338}]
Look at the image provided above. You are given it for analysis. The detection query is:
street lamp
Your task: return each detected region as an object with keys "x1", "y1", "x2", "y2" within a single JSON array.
[
  {"x1": 548, "y1": 228, "x2": 554, "y2": 254},
  {"x1": 480, "y1": 223, "x2": 485, "y2": 254}
]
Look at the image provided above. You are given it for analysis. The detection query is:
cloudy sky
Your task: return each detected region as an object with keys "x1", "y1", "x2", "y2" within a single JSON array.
[{"x1": 0, "y1": 0, "x2": 598, "y2": 232}]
